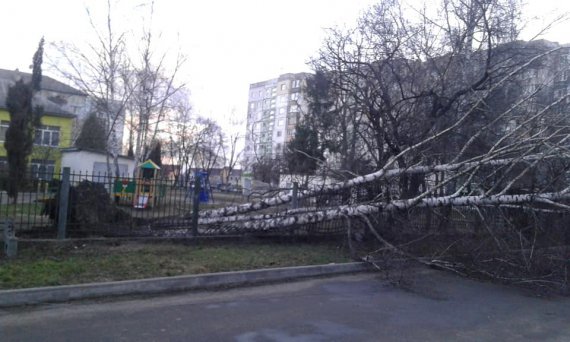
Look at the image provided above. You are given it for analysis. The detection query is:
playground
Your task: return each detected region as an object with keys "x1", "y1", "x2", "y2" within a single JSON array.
[{"x1": 1, "y1": 161, "x2": 246, "y2": 237}]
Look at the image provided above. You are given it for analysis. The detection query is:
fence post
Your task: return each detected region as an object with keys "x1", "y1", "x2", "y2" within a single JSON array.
[
  {"x1": 57, "y1": 167, "x2": 70, "y2": 240},
  {"x1": 292, "y1": 182, "x2": 299, "y2": 209},
  {"x1": 3, "y1": 219, "x2": 17, "y2": 258},
  {"x1": 191, "y1": 176, "x2": 201, "y2": 237}
]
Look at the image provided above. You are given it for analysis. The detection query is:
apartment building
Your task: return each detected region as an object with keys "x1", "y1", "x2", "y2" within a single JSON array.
[{"x1": 243, "y1": 72, "x2": 310, "y2": 169}]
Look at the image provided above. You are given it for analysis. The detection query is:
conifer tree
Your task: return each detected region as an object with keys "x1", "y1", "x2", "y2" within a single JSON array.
[
  {"x1": 5, "y1": 38, "x2": 44, "y2": 201},
  {"x1": 75, "y1": 113, "x2": 107, "y2": 151}
]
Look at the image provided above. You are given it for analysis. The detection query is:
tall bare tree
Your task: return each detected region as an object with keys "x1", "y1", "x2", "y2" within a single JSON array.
[
  {"x1": 50, "y1": 0, "x2": 131, "y2": 176},
  {"x1": 220, "y1": 114, "x2": 243, "y2": 185},
  {"x1": 50, "y1": 0, "x2": 185, "y2": 177},
  {"x1": 125, "y1": 1, "x2": 186, "y2": 172}
]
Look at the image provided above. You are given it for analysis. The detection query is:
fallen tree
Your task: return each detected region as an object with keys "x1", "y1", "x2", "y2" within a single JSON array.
[{"x1": 191, "y1": 0, "x2": 570, "y2": 293}]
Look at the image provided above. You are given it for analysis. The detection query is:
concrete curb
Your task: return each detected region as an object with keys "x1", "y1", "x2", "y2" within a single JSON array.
[{"x1": 0, "y1": 262, "x2": 371, "y2": 307}]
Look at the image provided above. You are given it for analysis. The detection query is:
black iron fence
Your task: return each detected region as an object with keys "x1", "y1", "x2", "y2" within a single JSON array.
[
  {"x1": 0, "y1": 169, "x2": 346, "y2": 238},
  {"x1": 3, "y1": 168, "x2": 569, "y2": 242},
  {"x1": 0, "y1": 168, "x2": 246, "y2": 238}
]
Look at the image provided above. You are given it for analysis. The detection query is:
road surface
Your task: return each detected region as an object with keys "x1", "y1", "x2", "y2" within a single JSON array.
[{"x1": 2, "y1": 269, "x2": 570, "y2": 341}]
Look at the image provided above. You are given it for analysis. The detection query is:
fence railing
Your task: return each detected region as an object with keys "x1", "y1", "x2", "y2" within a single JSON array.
[
  {"x1": 0, "y1": 168, "x2": 242, "y2": 238},
  {"x1": 1, "y1": 169, "x2": 345, "y2": 238},
  {"x1": 3, "y1": 168, "x2": 568, "y2": 242}
]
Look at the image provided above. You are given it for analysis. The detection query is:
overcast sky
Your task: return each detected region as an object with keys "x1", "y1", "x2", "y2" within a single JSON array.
[{"x1": 1, "y1": 0, "x2": 569, "y2": 133}]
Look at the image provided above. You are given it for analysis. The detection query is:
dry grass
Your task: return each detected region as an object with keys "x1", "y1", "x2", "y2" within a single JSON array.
[{"x1": 0, "y1": 240, "x2": 351, "y2": 289}]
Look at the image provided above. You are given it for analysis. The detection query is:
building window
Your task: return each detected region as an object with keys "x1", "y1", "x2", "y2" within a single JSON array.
[
  {"x1": 277, "y1": 131, "x2": 282, "y2": 137},
  {"x1": 277, "y1": 95, "x2": 287, "y2": 105},
  {"x1": 290, "y1": 105, "x2": 299, "y2": 113},
  {"x1": 250, "y1": 102, "x2": 255, "y2": 109},
  {"x1": 0, "y1": 120, "x2": 9, "y2": 142},
  {"x1": 30, "y1": 159, "x2": 55, "y2": 180},
  {"x1": 280, "y1": 84, "x2": 286, "y2": 90},
  {"x1": 277, "y1": 119, "x2": 284, "y2": 126},
  {"x1": 34, "y1": 125, "x2": 60, "y2": 147},
  {"x1": 290, "y1": 93, "x2": 299, "y2": 101},
  {"x1": 292, "y1": 80, "x2": 301, "y2": 88}
]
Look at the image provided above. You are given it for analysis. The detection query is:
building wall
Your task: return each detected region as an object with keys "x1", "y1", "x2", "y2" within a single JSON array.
[
  {"x1": 0, "y1": 109, "x2": 74, "y2": 175},
  {"x1": 244, "y1": 72, "x2": 310, "y2": 169},
  {"x1": 61, "y1": 150, "x2": 136, "y2": 177}
]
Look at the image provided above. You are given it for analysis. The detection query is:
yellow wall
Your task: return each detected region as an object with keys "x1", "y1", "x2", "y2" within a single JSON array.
[{"x1": 0, "y1": 109, "x2": 74, "y2": 173}]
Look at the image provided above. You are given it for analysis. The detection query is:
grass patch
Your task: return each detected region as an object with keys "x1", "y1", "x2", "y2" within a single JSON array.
[
  {"x1": 0, "y1": 202, "x2": 44, "y2": 216},
  {"x1": 0, "y1": 241, "x2": 351, "y2": 289}
]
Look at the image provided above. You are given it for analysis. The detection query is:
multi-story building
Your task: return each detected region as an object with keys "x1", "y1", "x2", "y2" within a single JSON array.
[
  {"x1": 243, "y1": 72, "x2": 310, "y2": 169},
  {"x1": 0, "y1": 69, "x2": 88, "y2": 178}
]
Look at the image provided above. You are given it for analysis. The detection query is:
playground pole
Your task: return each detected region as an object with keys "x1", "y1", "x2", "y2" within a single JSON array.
[{"x1": 191, "y1": 176, "x2": 200, "y2": 236}]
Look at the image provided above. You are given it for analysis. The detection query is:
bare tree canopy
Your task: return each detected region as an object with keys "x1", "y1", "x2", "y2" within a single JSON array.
[
  {"x1": 49, "y1": 0, "x2": 186, "y2": 176},
  {"x1": 185, "y1": 0, "x2": 570, "y2": 290}
]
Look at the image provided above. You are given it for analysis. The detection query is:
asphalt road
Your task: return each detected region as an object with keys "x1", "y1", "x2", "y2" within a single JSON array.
[{"x1": 1, "y1": 270, "x2": 570, "y2": 341}]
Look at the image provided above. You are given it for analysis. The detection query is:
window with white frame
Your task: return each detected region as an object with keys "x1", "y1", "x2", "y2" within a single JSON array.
[
  {"x1": 34, "y1": 125, "x2": 60, "y2": 147},
  {"x1": 292, "y1": 80, "x2": 301, "y2": 88},
  {"x1": 290, "y1": 104, "x2": 299, "y2": 113},
  {"x1": 0, "y1": 120, "x2": 9, "y2": 142},
  {"x1": 277, "y1": 118, "x2": 284, "y2": 126},
  {"x1": 30, "y1": 159, "x2": 55, "y2": 180},
  {"x1": 280, "y1": 84, "x2": 286, "y2": 90},
  {"x1": 290, "y1": 93, "x2": 299, "y2": 101},
  {"x1": 278, "y1": 95, "x2": 287, "y2": 105}
]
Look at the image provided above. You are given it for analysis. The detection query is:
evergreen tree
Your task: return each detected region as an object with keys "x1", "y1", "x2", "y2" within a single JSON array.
[
  {"x1": 304, "y1": 70, "x2": 338, "y2": 152},
  {"x1": 4, "y1": 38, "x2": 44, "y2": 201},
  {"x1": 127, "y1": 145, "x2": 134, "y2": 157},
  {"x1": 148, "y1": 141, "x2": 162, "y2": 167},
  {"x1": 75, "y1": 113, "x2": 107, "y2": 151},
  {"x1": 285, "y1": 124, "x2": 323, "y2": 175},
  {"x1": 283, "y1": 71, "x2": 334, "y2": 176}
]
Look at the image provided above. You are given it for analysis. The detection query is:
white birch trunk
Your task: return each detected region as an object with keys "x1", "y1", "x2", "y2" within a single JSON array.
[
  {"x1": 199, "y1": 191, "x2": 570, "y2": 231},
  {"x1": 200, "y1": 153, "x2": 562, "y2": 218}
]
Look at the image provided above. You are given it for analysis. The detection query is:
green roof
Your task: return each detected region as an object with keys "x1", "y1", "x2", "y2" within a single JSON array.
[{"x1": 139, "y1": 159, "x2": 161, "y2": 169}]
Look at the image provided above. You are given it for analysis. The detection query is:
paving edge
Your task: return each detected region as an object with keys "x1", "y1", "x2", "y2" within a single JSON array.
[{"x1": 0, "y1": 262, "x2": 371, "y2": 307}]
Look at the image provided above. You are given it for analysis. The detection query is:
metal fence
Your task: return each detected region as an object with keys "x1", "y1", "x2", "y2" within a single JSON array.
[
  {"x1": 0, "y1": 168, "x2": 244, "y2": 238},
  {"x1": 3, "y1": 168, "x2": 569, "y2": 242},
  {"x1": 0, "y1": 169, "x2": 347, "y2": 238}
]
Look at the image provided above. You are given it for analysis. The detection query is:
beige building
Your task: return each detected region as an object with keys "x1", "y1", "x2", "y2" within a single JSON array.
[{"x1": 243, "y1": 72, "x2": 310, "y2": 169}]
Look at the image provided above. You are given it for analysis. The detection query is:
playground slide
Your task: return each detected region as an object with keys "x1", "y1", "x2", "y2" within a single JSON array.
[{"x1": 134, "y1": 195, "x2": 149, "y2": 209}]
